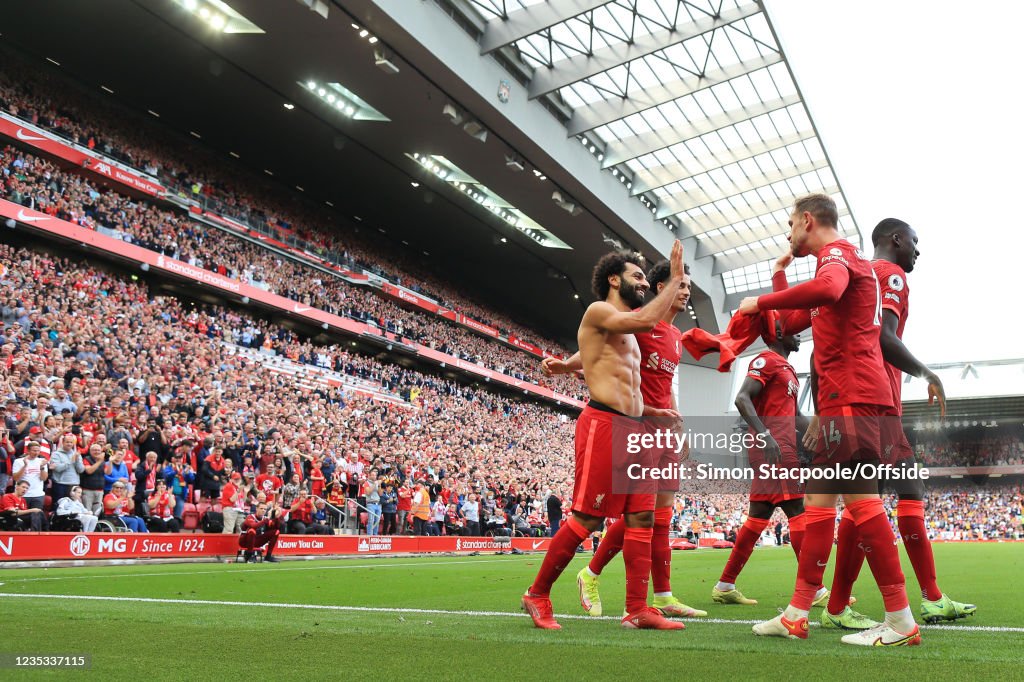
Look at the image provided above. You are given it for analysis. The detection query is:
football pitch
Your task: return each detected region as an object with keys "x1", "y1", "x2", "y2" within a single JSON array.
[{"x1": 1, "y1": 543, "x2": 1021, "y2": 680}]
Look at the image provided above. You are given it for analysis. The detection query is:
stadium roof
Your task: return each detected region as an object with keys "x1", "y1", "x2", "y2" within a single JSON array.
[{"x1": 443, "y1": 0, "x2": 861, "y2": 296}]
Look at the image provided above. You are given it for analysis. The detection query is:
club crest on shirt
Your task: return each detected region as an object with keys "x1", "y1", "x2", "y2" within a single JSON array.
[{"x1": 592, "y1": 493, "x2": 605, "y2": 510}]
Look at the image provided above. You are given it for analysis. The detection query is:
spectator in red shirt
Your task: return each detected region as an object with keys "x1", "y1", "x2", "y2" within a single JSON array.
[
  {"x1": 309, "y1": 459, "x2": 325, "y2": 498},
  {"x1": 397, "y1": 481, "x2": 412, "y2": 535},
  {"x1": 288, "y1": 489, "x2": 330, "y2": 535},
  {"x1": 240, "y1": 501, "x2": 282, "y2": 562},
  {"x1": 254, "y1": 464, "x2": 283, "y2": 503},
  {"x1": 220, "y1": 471, "x2": 248, "y2": 534},
  {"x1": 1, "y1": 480, "x2": 43, "y2": 531},
  {"x1": 147, "y1": 479, "x2": 179, "y2": 532}
]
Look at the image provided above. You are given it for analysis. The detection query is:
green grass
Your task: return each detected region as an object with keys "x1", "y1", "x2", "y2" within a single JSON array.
[{"x1": 1, "y1": 543, "x2": 1021, "y2": 680}]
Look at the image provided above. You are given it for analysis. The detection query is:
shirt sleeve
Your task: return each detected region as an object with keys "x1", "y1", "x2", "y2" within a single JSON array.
[
  {"x1": 758, "y1": 264, "x2": 849, "y2": 311},
  {"x1": 878, "y1": 268, "x2": 907, "y2": 318},
  {"x1": 745, "y1": 355, "x2": 774, "y2": 385}
]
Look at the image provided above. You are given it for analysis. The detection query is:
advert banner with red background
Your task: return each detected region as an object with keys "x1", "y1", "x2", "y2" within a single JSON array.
[
  {"x1": 0, "y1": 533, "x2": 561, "y2": 561},
  {"x1": 0, "y1": 115, "x2": 164, "y2": 196}
]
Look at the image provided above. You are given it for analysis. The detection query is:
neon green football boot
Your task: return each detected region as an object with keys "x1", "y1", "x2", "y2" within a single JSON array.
[
  {"x1": 821, "y1": 606, "x2": 880, "y2": 630},
  {"x1": 920, "y1": 594, "x2": 977, "y2": 623}
]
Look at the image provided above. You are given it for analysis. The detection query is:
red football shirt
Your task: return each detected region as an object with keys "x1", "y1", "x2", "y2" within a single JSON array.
[
  {"x1": 873, "y1": 259, "x2": 910, "y2": 412},
  {"x1": 0, "y1": 493, "x2": 27, "y2": 512},
  {"x1": 636, "y1": 319, "x2": 682, "y2": 410},
  {"x1": 764, "y1": 239, "x2": 892, "y2": 411},
  {"x1": 745, "y1": 351, "x2": 800, "y2": 463}
]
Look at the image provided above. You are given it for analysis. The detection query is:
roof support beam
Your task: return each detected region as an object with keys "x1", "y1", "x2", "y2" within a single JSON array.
[
  {"x1": 656, "y1": 158, "x2": 831, "y2": 219},
  {"x1": 480, "y1": 0, "x2": 615, "y2": 54},
  {"x1": 603, "y1": 94, "x2": 800, "y2": 167},
  {"x1": 630, "y1": 129, "x2": 816, "y2": 195},
  {"x1": 710, "y1": 218, "x2": 854, "y2": 274},
  {"x1": 694, "y1": 226, "x2": 782, "y2": 258},
  {"x1": 530, "y1": 3, "x2": 764, "y2": 100},
  {"x1": 566, "y1": 52, "x2": 782, "y2": 136}
]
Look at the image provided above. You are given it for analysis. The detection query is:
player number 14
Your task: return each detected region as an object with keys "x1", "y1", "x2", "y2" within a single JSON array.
[{"x1": 821, "y1": 420, "x2": 842, "y2": 446}]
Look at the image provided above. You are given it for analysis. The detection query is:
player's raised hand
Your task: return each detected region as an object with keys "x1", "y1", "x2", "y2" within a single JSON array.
[
  {"x1": 925, "y1": 371, "x2": 946, "y2": 418},
  {"x1": 737, "y1": 296, "x2": 760, "y2": 315},
  {"x1": 669, "y1": 239, "x2": 684, "y2": 279},
  {"x1": 772, "y1": 251, "x2": 794, "y2": 274}
]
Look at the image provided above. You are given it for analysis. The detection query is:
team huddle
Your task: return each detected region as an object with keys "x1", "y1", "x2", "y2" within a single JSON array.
[{"x1": 522, "y1": 194, "x2": 976, "y2": 646}]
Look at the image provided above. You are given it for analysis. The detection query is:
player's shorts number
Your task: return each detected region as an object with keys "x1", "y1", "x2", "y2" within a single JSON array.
[{"x1": 822, "y1": 419, "x2": 842, "y2": 456}]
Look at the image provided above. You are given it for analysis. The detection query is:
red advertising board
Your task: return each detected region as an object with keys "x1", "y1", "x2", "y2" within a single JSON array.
[
  {"x1": 0, "y1": 114, "x2": 164, "y2": 196},
  {"x1": 380, "y1": 283, "x2": 440, "y2": 314},
  {"x1": 508, "y1": 336, "x2": 543, "y2": 355},
  {"x1": 460, "y1": 315, "x2": 499, "y2": 338},
  {"x1": 0, "y1": 533, "x2": 560, "y2": 561}
]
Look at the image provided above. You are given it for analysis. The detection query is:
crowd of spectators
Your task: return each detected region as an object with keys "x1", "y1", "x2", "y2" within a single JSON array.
[
  {"x1": 0, "y1": 58, "x2": 574, "y2": 356},
  {"x1": 0, "y1": 143, "x2": 586, "y2": 399},
  {"x1": 0, "y1": 243, "x2": 578, "y2": 535},
  {"x1": 913, "y1": 434, "x2": 1024, "y2": 468}
]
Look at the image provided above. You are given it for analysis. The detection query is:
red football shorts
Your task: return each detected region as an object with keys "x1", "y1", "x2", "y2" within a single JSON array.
[
  {"x1": 570, "y1": 405, "x2": 655, "y2": 517},
  {"x1": 749, "y1": 451, "x2": 803, "y2": 504},
  {"x1": 812, "y1": 404, "x2": 883, "y2": 466},
  {"x1": 879, "y1": 407, "x2": 914, "y2": 465}
]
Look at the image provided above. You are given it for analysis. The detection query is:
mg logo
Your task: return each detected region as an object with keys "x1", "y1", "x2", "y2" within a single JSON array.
[
  {"x1": 69, "y1": 534, "x2": 91, "y2": 557},
  {"x1": 97, "y1": 538, "x2": 127, "y2": 553}
]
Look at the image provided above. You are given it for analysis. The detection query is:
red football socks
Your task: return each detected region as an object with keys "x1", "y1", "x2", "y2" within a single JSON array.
[
  {"x1": 898, "y1": 499, "x2": 942, "y2": 601},
  {"x1": 623, "y1": 525, "x2": 654, "y2": 615},
  {"x1": 827, "y1": 507, "x2": 865, "y2": 614},
  {"x1": 791, "y1": 505, "x2": 837, "y2": 610},
  {"x1": 846, "y1": 498, "x2": 909, "y2": 612},
  {"x1": 720, "y1": 517, "x2": 770, "y2": 584},
  {"x1": 788, "y1": 512, "x2": 805, "y2": 561},
  {"x1": 651, "y1": 507, "x2": 673, "y2": 594},
  {"x1": 529, "y1": 516, "x2": 589, "y2": 597},
  {"x1": 587, "y1": 516, "x2": 625, "y2": 576}
]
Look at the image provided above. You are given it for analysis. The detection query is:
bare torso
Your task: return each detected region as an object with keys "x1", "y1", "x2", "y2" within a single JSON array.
[{"x1": 578, "y1": 313, "x2": 644, "y2": 416}]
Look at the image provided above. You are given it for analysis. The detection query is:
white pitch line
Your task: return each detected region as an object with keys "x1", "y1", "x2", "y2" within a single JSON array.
[
  {"x1": 0, "y1": 557, "x2": 532, "y2": 583},
  {"x1": 0, "y1": 593, "x2": 1016, "y2": 633}
]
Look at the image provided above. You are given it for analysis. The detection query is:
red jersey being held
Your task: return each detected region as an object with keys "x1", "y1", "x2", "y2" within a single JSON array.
[
  {"x1": 636, "y1": 319, "x2": 682, "y2": 410},
  {"x1": 873, "y1": 259, "x2": 910, "y2": 411}
]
